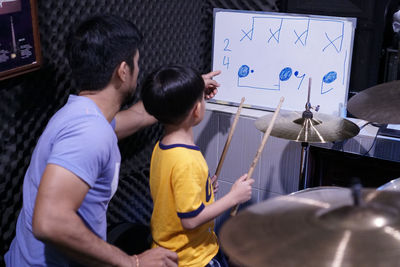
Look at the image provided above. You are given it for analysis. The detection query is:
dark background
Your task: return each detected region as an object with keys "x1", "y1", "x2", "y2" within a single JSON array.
[{"x1": 1, "y1": 0, "x2": 399, "y2": 264}]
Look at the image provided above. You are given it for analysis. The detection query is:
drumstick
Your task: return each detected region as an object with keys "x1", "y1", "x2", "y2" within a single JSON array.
[
  {"x1": 230, "y1": 96, "x2": 285, "y2": 216},
  {"x1": 214, "y1": 97, "x2": 245, "y2": 178}
]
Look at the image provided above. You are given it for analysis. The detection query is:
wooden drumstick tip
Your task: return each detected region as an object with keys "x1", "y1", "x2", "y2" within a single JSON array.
[
  {"x1": 214, "y1": 97, "x2": 246, "y2": 178},
  {"x1": 230, "y1": 96, "x2": 285, "y2": 216}
]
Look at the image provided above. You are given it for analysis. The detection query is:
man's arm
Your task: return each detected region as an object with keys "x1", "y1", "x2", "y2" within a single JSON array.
[
  {"x1": 202, "y1": 70, "x2": 221, "y2": 100},
  {"x1": 114, "y1": 101, "x2": 157, "y2": 140},
  {"x1": 180, "y1": 174, "x2": 253, "y2": 230},
  {"x1": 114, "y1": 70, "x2": 221, "y2": 140},
  {"x1": 33, "y1": 164, "x2": 178, "y2": 267}
]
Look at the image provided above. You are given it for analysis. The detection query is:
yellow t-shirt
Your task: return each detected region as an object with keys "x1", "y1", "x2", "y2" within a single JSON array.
[{"x1": 150, "y1": 141, "x2": 219, "y2": 266}]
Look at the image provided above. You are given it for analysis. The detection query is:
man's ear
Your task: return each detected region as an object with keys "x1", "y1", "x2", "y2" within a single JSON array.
[{"x1": 116, "y1": 61, "x2": 129, "y2": 82}]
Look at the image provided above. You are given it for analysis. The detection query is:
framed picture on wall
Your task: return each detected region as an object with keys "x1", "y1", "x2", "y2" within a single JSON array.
[{"x1": 0, "y1": 0, "x2": 41, "y2": 81}]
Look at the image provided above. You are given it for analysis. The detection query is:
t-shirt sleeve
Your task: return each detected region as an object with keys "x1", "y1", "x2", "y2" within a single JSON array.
[
  {"x1": 47, "y1": 117, "x2": 115, "y2": 187},
  {"x1": 110, "y1": 118, "x2": 116, "y2": 130},
  {"x1": 172, "y1": 159, "x2": 205, "y2": 218}
]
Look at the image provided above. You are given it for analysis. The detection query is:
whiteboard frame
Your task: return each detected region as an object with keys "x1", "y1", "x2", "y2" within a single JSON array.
[{"x1": 210, "y1": 8, "x2": 357, "y2": 118}]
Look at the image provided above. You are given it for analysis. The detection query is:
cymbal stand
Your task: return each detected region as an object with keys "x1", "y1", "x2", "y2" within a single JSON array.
[
  {"x1": 298, "y1": 78, "x2": 319, "y2": 190},
  {"x1": 299, "y1": 141, "x2": 310, "y2": 190}
]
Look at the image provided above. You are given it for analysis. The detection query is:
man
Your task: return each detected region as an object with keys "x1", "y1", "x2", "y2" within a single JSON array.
[{"x1": 5, "y1": 15, "x2": 220, "y2": 266}]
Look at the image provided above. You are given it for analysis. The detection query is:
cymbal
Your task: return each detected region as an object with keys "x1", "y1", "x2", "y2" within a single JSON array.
[
  {"x1": 347, "y1": 80, "x2": 400, "y2": 124},
  {"x1": 378, "y1": 177, "x2": 400, "y2": 191},
  {"x1": 220, "y1": 187, "x2": 400, "y2": 267},
  {"x1": 289, "y1": 185, "x2": 345, "y2": 196},
  {"x1": 254, "y1": 110, "x2": 360, "y2": 143}
]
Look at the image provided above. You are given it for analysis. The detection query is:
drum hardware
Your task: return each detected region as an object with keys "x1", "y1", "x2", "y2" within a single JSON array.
[{"x1": 255, "y1": 78, "x2": 360, "y2": 189}]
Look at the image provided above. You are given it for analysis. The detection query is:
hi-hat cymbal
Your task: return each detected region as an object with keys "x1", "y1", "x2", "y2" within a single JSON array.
[
  {"x1": 220, "y1": 187, "x2": 400, "y2": 267},
  {"x1": 347, "y1": 80, "x2": 400, "y2": 124},
  {"x1": 254, "y1": 110, "x2": 360, "y2": 143}
]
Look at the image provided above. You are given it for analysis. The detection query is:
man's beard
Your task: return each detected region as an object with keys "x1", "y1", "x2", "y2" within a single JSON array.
[{"x1": 121, "y1": 86, "x2": 136, "y2": 107}]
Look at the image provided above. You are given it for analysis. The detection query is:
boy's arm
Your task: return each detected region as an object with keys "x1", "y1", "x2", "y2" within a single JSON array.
[{"x1": 181, "y1": 174, "x2": 253, "y2": 230}]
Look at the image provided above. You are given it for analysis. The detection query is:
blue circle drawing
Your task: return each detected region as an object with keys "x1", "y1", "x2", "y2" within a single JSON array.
[
  {"x1": 294, "y1": 71, "x2": 299, "y2": 77},
  {"x1": 279, "y1": 67, "x2": 292, "y2": 81},
  {"x1": 238, "y1": 65, "x2": 250, "y2": 78},
  {"x1": 323, "y1": 71, "x2": 337, "y2": 84}
]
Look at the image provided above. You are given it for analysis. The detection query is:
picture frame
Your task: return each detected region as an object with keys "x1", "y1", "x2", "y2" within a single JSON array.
[{"x1": 0, "y1": 0, "x2": 42, "y2": 81}]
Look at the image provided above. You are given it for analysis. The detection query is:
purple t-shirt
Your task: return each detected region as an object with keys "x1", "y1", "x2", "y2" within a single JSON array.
[{"x1": 5, "y1": 95, "x2": 121, "y2": 266}]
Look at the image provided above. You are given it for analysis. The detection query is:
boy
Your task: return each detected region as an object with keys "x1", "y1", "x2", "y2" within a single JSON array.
[{"x1": 141, "y1": 65, "x2": 254, "y2": 266}]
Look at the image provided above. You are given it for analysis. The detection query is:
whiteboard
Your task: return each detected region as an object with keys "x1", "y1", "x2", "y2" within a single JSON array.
[{"x1": 211, "y1": 9, "x2": 356, "y2": 117}]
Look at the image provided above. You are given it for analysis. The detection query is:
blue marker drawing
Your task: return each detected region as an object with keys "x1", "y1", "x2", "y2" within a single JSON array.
[
  {"x1": 322, "y1": 22, "x2": 344, "y2": 52},
  {"x1": 237, "y1": 64, "x2": 279, "y2": 90},
  {"x1": 240, "y1": 17, "x2": 257, "y2": 41},
  {"x1": 279, "y1": 67, "x2": 292, "y2": 81},
  {"x1": 231, "y1": 16, "x2": 349, "y2": 95},
  {"x1": 239, "y1": 16, "x2": 344, "y2": 49},
  {"x1": 294, "y1": 71, "x2": 306, "y2": 90},
  {"x1": 321, "y1": 71, "x2": 337, "y2": 94},
  {"x1": 323, "y1": 71, "x2": 337, "y2": 83},
  {"x1": 342, "y1": 50, "x2": 347, "y2": 84},
  {"x1": 238, "y1": 65, "x2": 250, "y2": 77},
  {"x1": 223, "y1": 56, "x2": 230, "y2": 69},
  {"x1": 294, "y1": 19, "x2": 310, "y2": 46},
  {"x1": 223, "y1": 38, "x2": 232, "y2": 51},
  {"x1": 238, "y1": 65, "x2": 307, "y2": 91},
  {"x1": 268, "y1": 19, "x2": 283, "y2": 44},
  {"x1": 276, "y1": 68, "x2": 305, "y2": 90}
]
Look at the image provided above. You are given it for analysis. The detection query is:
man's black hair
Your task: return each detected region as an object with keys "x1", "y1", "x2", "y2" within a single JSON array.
[
  {"x1": 141, "y1": 65, "x2": 205, "y2": 125},
  {"x1": 67, "y1": 15, "x2": 142, "y2": 92}
]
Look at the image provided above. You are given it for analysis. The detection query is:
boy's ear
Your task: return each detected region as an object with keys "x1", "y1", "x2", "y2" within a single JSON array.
[
  {"x1": 193, "y1": 101, "x2": 202, "y2": 118},
  {"x1": 116, "y1": 61, "x2": 129, "y2": 82}
]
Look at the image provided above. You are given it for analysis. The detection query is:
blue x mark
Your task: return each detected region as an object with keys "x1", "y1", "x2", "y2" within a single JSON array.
[
  {"x1": 294, "y1": 29, "x2": 308, "y2": 46},
  {"x1": 323, "y1": 33, "x2": 343, "y2": 52}
]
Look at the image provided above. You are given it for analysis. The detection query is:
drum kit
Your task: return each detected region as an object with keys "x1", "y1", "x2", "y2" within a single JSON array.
[{"x1": 220, "y1": 80, "x2": 400, "y2": 266}]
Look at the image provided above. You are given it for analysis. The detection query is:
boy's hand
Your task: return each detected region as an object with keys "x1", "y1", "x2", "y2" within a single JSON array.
[
  {"x1": 210, "y1": 175, "x2": 219, "y2": 194},
  {"x1": 230, "y1": 174, "x2": 254, "y2": 205},
  {"x1": 202, "y1": 70, "x2": 221, "y2": 99}
]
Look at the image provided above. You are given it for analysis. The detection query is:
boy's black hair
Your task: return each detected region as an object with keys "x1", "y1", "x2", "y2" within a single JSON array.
[
  {"x1": 141, "y1": 65, "x2": 205, "y2": 125},
  {"x1": 66, "y1": 15, "x2": 142, "y2": 92}
]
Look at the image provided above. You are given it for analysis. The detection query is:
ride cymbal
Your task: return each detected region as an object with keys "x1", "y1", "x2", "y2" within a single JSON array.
[
  {"x1": 220, "y1": 187, "x2": 400, "y2": 267},
  {"x1": 254, "y1": 110, "x2": 360, "y2": 143},
  {"x1": 347, "y1": 80, "x2": 400, "y2": 124}
]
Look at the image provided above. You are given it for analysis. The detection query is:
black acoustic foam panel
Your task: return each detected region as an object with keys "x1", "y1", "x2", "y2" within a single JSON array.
[{"x1": 0, "y1": 0, "x2": 279, "y2": 264}]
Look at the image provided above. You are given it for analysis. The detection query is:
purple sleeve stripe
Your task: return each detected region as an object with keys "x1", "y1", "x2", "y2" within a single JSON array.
[{"x1": 177, "y1": 203, "x2": 205, "y2": 218}]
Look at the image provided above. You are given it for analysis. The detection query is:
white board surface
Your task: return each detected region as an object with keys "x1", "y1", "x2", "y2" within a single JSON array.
[{"x1": 211, "y1": 8, "x2": 356, "y2": 116}]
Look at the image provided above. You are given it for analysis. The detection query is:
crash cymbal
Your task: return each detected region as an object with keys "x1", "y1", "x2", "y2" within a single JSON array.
[
  {"x1": 220, "y1": 187, "x2": 400, "y2": 267},
  {"x1": 289, "y1": 185, "x2": 345, "y2": 196},
  {"x1": 347, "y1": 80, "x2": 400, "y2": 124},
  {"x1": 254, "y1": 110, "x2": 360, "y2": 143},
  {"x1": 378, "y1": 177, "x2": 400, "y2": 191}
]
